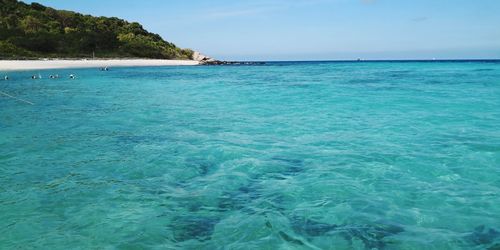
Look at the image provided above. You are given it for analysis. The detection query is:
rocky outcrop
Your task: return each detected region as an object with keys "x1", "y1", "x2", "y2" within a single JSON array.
[
  {"x1": 192, "y1": 51, "x2": 215, "y2": 63},
  {"x1": 192, "y1": 51, "x2": 265, "y2": 66},
  {"x1": 202, "y1": 61, "x2": 266, "y2": 66}
]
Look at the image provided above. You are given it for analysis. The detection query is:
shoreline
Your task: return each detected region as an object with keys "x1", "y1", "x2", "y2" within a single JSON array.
[{"x1": 0, "y1": 59, "x2": 200, "y2": 71}]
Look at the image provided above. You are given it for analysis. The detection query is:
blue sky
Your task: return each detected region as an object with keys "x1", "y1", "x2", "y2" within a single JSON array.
[{"x1": 26, "y1": 0, "x2": 500, "y2": 60}]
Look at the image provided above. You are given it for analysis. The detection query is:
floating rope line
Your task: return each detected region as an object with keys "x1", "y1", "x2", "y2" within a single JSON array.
[{"x1": 0, "y1": 90, "x2": 34, "y2": 105}]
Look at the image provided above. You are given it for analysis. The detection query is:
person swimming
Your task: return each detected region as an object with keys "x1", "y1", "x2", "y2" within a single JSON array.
[
  {"x1": 31, "y1": 75, "x2": 37, "y2": 79},
  {"x1": 4, "y1": 76, "x2": 8, "y2": 80},
  {"x1": 69, "y1": 74, "x2": 75, "y2": 79}
]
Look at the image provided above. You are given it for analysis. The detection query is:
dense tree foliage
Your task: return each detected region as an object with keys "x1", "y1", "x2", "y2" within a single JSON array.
[{"x1": 0, "y1": 0, "x2": 193, "y2": 59}]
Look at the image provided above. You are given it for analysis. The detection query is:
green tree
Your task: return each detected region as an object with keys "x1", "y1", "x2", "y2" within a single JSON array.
[
  {"x1": 20, "y1": 16, "x2": 44, "y2": 33},
  {"x1": 0, "y1": 0, "x2": 194, "y2": 59}
]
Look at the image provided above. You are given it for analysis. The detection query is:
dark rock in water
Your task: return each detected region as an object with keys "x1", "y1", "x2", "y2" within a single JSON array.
[
  {"x1": 171, "y1": 216, "x2": 219, "y2": 242},
  {"x1": 488, "y1": 243, "x2": 500, "y2": 250},
  {"x1": 217, "y1": 184, "x2": 262, "y2": 212},
  {"x1": 291, "y1": 217, "x2": 339, "y2": 237},
  {"x1": 285, "y1": 165, "x2": 304, "y2": 175},
  {"x1": 186, "y1": 158, "x2": 216, "y2": 176},
  {"x1": 238, "y1": 186, "x2": 253, "y2": 194},
  {"x1": 465, "y1": 225, "x2": 500, "y2": 246},
  {"x1": 198, "y1": 162, "x2": 211, "y2": 175},
  {"x1": 217, "y1": 193, "x2": 244, "y2": 211},
  {"x1": 279, "y1": 231, "x2": 305, "y2": 246},
  {"x1": 238, "y1": 185, "x2": 262, "y2": 200},
  {"x1": 340, "y1": 222, "x2": 404, "y2": 250},
  {"x1": 290, "y1": 216, "x2": 404, "y2": 249},
  {"x1": 371, "y1": 221, "x2": 405, "y2": 236}
]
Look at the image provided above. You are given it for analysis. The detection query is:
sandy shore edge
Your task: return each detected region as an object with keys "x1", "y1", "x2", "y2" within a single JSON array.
[{"x1": 0, "y1": 59, "x2": 200, "y2": 71}]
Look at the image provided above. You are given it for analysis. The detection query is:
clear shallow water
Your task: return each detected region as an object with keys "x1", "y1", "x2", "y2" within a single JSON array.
[{"x1": 1, "y1": 61, "x2": 500, "y2": 249}]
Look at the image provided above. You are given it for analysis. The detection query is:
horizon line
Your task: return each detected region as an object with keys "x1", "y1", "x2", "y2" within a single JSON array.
[{"x1": 231, "y1": 58, "x2": 500, "y2": 62}]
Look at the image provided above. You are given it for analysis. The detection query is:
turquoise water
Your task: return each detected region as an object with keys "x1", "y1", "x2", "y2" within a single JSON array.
[{"x1": 1, "y1": 61, "x2": 500, "y2": 249}]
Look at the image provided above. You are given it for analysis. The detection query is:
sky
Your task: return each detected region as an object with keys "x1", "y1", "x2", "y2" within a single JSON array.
[{"x1": 25, "y1": 0, "x2": 500, "y2": 61}]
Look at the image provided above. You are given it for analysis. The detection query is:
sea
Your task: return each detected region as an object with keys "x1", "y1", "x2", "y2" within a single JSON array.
[{"x1": 1, "y1": 61, "x2": 499, "y2": 249}]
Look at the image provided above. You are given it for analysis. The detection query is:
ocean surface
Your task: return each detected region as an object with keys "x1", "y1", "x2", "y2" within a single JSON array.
[{"x1": 1, "y1": 61, "x2": 500, "y2": 249}]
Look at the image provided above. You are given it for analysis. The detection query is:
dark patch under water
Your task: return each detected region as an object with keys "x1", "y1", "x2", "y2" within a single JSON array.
[
  {"x1": 217, "y1": 184, "x2": 262, "y2": 213},
  {"x1": 279, "y1": 231, "x2": 305, "y2": 246},
  {"x1": 271, "y1": 156, "x2": 305, "y2": 175},
  {"x1": 464, "y1": 225, "x2": 500, "y2": 248},
  {"x1": 291, "y1": 217, "x2": 339, "y2": 237},
  {"x1": 186, "y1": 158, "x2": 217, "y2": 176},
  {"x1": 170, "y1": 216, "x2": 220, "y2": 242},
  {"x1": 290, "y1": 216, "x2": 404, "y2": 249}
]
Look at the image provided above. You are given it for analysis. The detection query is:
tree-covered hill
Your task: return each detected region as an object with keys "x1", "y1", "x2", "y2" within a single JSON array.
[{"x1": 0, "y1": 0, "x2": 194, "y2": 59}]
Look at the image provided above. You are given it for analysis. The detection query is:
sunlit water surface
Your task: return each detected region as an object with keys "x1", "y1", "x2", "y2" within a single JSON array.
[{"x1": 1, "y1": 61, "x2": 500, "y2": 249}]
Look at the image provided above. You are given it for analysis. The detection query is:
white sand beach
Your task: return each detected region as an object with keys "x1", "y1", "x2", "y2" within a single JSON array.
[{"x1": 0, "y1": 59, "x2": 199, "y2": 71}]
